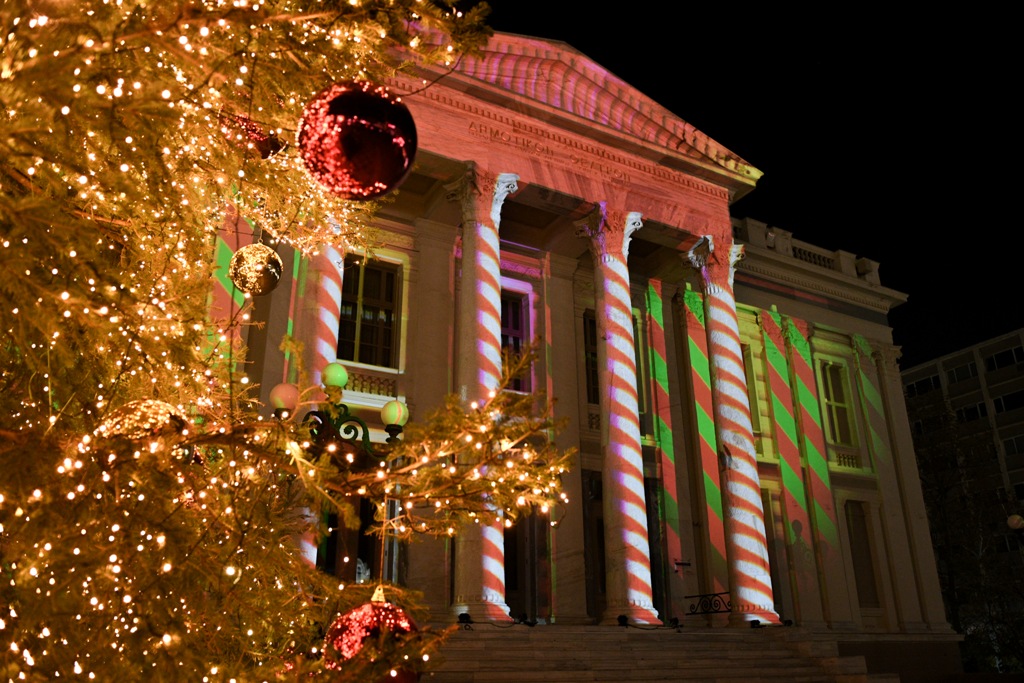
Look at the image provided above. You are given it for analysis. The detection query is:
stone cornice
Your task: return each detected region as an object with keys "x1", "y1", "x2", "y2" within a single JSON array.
[
  {"x1": 449, "y1": 34, "x2": 759, "y2": 182},
  {"x1": 392, "y1": 73, "x2": 736, "y2": 205},
  {"x1": 737, "y1": 247, "x2": 907, "y2": 315}
]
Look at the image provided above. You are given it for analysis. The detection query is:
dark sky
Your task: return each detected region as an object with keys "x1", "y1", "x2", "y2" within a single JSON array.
[{"x1": 486, "y1": 4, "x2": 1018, "y2": 369}]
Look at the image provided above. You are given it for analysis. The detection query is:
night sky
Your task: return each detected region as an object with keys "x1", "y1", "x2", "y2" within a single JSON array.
[{"x1": 485, "y1": 3, "x2": 1018, "y2": 369}]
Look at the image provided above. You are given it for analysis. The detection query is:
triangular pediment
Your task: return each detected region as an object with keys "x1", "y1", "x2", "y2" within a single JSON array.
[{"x1": 447, "y1": 32, "x2": 761, "y2": 190}]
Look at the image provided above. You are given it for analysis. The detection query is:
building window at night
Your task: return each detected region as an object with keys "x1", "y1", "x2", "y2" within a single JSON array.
[
  {"x1": 984, "y1": 345, "x2": 1024, "y2": 372},
  {"x1": 338, "y1": 255, "x2": 400, "y2": 369},
  {"x1": 993, "y1": 389, "x2": 1024, "y2": 414},
  {"x1": 501, "y1": 291, "x2": 529, "y2": 392},
  {"x1": 819, "y1": 361, "x2": 856, "y2": 447},
  {"x1": 583, "y1": 310, "x2": 599, "y2": 405},
  {"x1": 946, "y1": 361, "x2": 977, "y2": 384},
  {"x1": 955, "y1": 402, "x2": 988, "y2": 422},
  {"x1": 905, "y1": 374, "x2": 940, "y2": 398},
  {"x1": 1004, "y1": 435, "x2": 1024, "y2": 456}
]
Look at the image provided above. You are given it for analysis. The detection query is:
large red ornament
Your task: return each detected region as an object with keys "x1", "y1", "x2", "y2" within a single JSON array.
[
  {"x1": 322, "y1": 600, "x2": 421, "y2": 683},
  {"x1": 297, "y1": 81, "x2": 417, "y2": 201}
]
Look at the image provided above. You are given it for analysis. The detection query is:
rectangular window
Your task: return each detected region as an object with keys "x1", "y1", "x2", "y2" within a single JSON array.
[
  {"x1": 955, "y1": 402, "x2": 988, "y2": 422},
  {"x1": 1004, "y1": 435, "x2": 1024, "y2": 455},
  {"x1": 946, "y1": 361, "x2": 977, "y2": 384},
  {"x1": 500, "y1": 291, "x2": 529, "y2": 392},
  {"x1": 337, "y1": 255, "x2": 400, "y2": 369},
  {"x1": 583, "y1": 311, "x2": 600, "y2": 405},
  {"x1": 819, "y1": 361, "x2": 856, "y2": 447},
  {"x1": 905, "y1": 374, "x2": 940, "y2": 398},
  {"x1": 994, "y1": 389, "x2": 1024, "y2": 414},
  {"x1": 984, "y1": 345, "x2": 1024, "y2": 372},
  {"x1": 742, "y1": 344, "x2": 763, "y2": 438}
]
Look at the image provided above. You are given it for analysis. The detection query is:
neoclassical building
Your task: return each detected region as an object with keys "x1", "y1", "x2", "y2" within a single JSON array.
[{"x1": 236, "y1": 32, "x2": 958, "y2": 676}]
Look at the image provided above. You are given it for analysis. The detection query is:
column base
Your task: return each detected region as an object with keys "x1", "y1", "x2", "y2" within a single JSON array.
[
  {"x1": 452, "y1": 597, "x2": 513, "y2": 623},
  {"x1": 728, "y1": 603, "x2": 781, "y2": 627},
  {"x1": 600, "y1": 602, "x2": 661, "y2": 626}
]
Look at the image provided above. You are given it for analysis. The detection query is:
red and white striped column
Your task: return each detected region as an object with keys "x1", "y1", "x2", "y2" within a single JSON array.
[
  {"x1": 450, "y1": 166, "x2": 520, "y2": 621},
  {"x1": 290, "y1": 243, "x2": 347, "y2": 393},
  {"x1": 577, "y1": 203, "x2": 660, "y2": 625},
  {"x1": 687, "y1": 235, "x2": 779, "y2": 625},
  {"x1": 290, "y1": 242, "x2": 347, "y2": 567}
]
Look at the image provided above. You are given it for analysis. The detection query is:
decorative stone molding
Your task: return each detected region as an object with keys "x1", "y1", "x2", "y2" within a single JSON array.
[
  {"x1": 575, "y1": 203, "x2": 643, "y2": 263},
  {"x1": 736, "y1": 258, "x2": 902, "y2": 315}
]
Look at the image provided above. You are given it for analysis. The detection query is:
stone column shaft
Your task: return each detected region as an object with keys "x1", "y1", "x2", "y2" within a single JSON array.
[
  {"x1": 578, "y1": 203, "x2": 660, "y2": 625},
  {"x1": 687, "y1": 235, "x2": 779, "y2": 625},
  {"x1": 289, "y1": 243, "x2": 347, "y2": 568},
  {"x1": 448, "y1": 166, "x2": 519, "y2": 621}
]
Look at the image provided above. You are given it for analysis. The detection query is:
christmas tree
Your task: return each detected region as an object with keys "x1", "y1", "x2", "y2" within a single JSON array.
[{"x1": 0, "y1": 1, "x2": 573, "y2": 679}]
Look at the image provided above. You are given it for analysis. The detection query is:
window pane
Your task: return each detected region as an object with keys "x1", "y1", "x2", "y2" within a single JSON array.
[
  {"x1": 336, "y1": 256, "x2": 399, "y2": 368},
  {"x1": 583, "y1": 312, "x2": 599, "y2": 405},
  {"x1": 820, "y1": 361, "x2": 855, "y2": 447},
  {"x1": 500, "y1": 292, "x2": 529, "y2": 391}
]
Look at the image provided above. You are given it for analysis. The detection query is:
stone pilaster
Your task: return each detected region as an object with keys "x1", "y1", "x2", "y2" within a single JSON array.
[
  {"x1": 870, "y1": 343, "x2": 951, "y2": 631},
  {"x1": 544, "y1": 252, "x2": 591, "y2": 623}
]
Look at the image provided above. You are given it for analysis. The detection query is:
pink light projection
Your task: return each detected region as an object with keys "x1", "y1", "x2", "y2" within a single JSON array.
[
  {"x1": 688, "y1": 237, "x2": 779, "y2": 625},
  {"x1": 289, "y1": 245, "x2": 347, "y2": 568},
  {"x1": 578, "y1": 204, "x2": 659, "y2": 625},
  {"x1": 309, "y1": 245, "x2": 346, "y2": 391},
  {"x1": 451, "y1": 169, "x2": 520, "y2": 621},
  {"x1": 451, "y1": 35, "x2": 756, "y2": 176}
]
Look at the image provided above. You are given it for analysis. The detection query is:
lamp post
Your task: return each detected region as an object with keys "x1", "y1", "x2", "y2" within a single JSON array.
[{"x1": 270, "y1": 361, "x2": 409, "y2": 583}]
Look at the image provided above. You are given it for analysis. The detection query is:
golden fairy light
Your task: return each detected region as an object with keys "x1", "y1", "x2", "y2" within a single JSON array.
[{"x1": 0, "y1": 2, "x2": 564, "y2": 681}]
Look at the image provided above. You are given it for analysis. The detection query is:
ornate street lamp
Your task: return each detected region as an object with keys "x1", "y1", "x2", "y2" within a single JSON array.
[{"x1": 269, "y1": 362, "x2": 409, "y2": 582}]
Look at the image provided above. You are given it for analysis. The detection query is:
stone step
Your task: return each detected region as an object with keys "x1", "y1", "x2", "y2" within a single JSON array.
[{"x1": 424, "y1": 626, "x2": 878, "y2": 683}]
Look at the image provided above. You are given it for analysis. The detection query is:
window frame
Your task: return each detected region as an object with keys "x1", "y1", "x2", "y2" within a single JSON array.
[
  {"x1": 583, "y1": 310, "x2": 600, "y2": 405},
  {"x1": 817, "y1": 358, "x2": 859, "y2": 449},
  {"x1": 498, "y1": 276, "x2": 536, "y2": 394},
  {"x1": 336, "y1": 253, "x2": 403, "y2": 370}
]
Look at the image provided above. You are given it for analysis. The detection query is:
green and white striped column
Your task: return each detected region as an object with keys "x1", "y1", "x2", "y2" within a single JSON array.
[{"x1": 680, "y1": 287, "x2": 728, "y2": 596}]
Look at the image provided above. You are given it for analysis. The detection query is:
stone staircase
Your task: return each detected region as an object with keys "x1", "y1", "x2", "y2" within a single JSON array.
[{"x1": 423, "y1": 624, "x2": 901, "y2": 683}]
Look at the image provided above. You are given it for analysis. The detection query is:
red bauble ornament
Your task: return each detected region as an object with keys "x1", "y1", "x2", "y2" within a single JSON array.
[
  {"x1": 323, "y1": 600, "x2": 421, "y2": 683},
  {"x1": 297, "y1": 81, "x2": 417, "y2": 201}
]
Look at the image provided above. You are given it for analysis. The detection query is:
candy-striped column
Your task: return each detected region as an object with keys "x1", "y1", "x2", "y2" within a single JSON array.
[
  {"x1": 577, "y1": 203, "x2": 660, "y2": 625},
  {"x1": 289, "y1": 243, "x2": 347, "y2": 568},
  {"x1": 782, "y1": 317, "x2": 851, "y2": 625},
  {"x1": 687, "y1": 236, "x2": 778, "y2": 625},
  {"x1": 449, "y1": 167, "x2": 520, "y2": 621},
  {"x1": 679, "y1": 288, "x2": 728, "y2": 596},
  {"x1": 307, "y1": 245, "x2": 346, "y2": 391},
  {"x1": 760, "y1": 310, "x2": 824, "y2": 624}
]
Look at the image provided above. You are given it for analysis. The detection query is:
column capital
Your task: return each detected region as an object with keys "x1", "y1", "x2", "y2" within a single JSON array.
[
  {"x1": 574, "y1": 202, "x2": 643, "y2": 263},
  {"x1": 444, "y1": 165, "x2": 520, "y2": 228},
  {"x1": 685, "y1": 235, "x2": 744, "y2": 295}
]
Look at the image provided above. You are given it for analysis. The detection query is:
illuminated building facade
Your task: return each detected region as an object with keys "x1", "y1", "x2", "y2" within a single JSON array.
[{"x1": 237, "y1": 32, "x2": 958, "y2": 678}]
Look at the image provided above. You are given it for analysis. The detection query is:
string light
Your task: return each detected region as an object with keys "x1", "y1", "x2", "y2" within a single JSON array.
[{"x1": 0, "y1": 1, "x2": 566, "y2": 680}]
